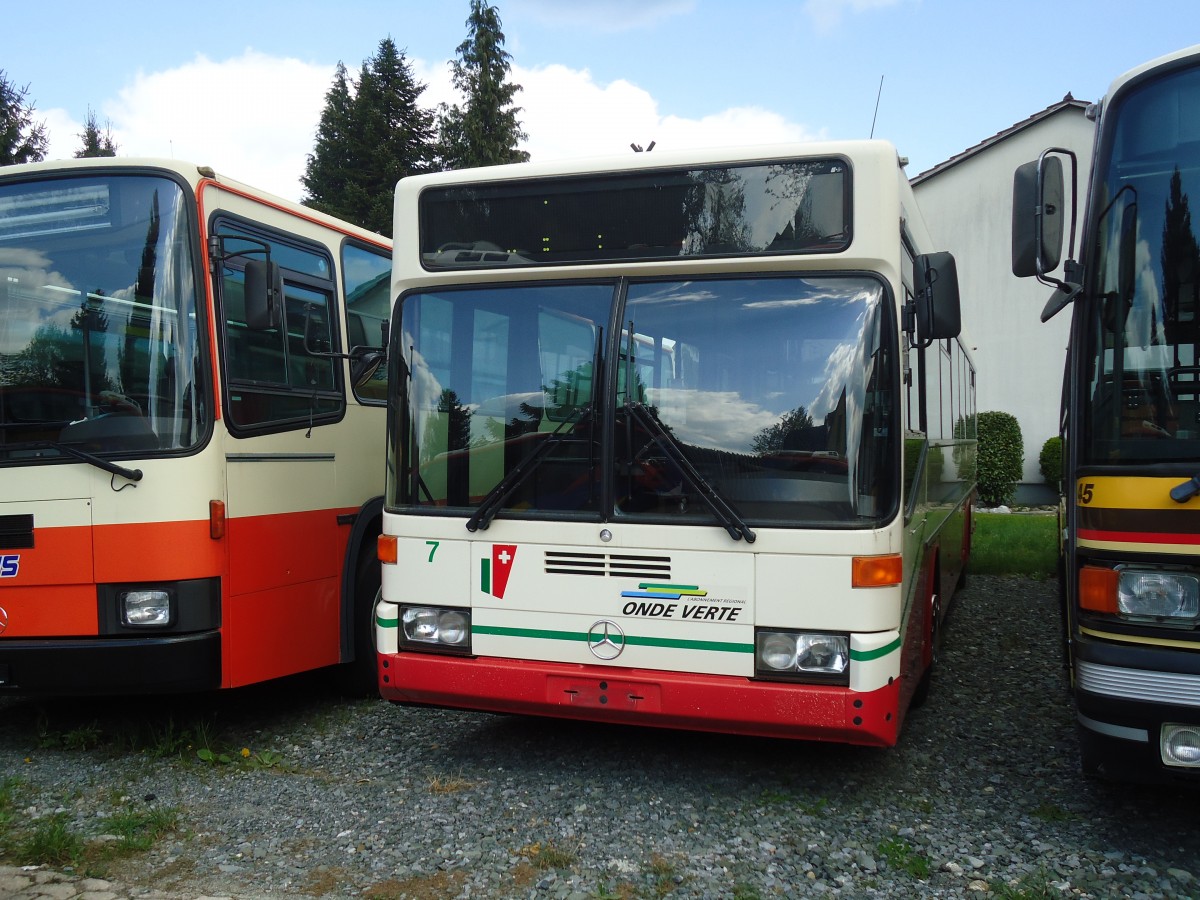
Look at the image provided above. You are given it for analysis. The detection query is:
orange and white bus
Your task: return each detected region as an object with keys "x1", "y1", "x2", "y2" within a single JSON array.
[
  {"x1": 0, "y1": 157, "x2": 390, "y2": 694},
  {"x1": 376, "y1": 141, "x2": 976, "y2": 745}
]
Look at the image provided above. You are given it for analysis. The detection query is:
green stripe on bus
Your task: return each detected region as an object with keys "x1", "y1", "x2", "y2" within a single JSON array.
[
  {"x1": 376, "y1": 614, "x2": 398, "y2": 628},
  {"x1": 472, "y1": 624, "x2": 753, "y2": 654},
  {"x1": 850, "y1": 637, "x2": 901, "y2": 661}
]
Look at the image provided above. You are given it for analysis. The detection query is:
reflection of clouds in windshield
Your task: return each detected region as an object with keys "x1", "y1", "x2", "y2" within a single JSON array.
[
  {"x1": 1127, "y1": 237, "x2": 1166, "y2": 349},
  {"x1": 0, "y1": 248, "x2": 77, "y2": 356},
  {"x1": 745, "y1": 282, "x2": 877, "y2": 310},
  {"x1": 651, "y1": 387, "x2": 779, "y2": 453},
  {"x1": 402, "y1": 328, "x2": 451, "y2": 463}
]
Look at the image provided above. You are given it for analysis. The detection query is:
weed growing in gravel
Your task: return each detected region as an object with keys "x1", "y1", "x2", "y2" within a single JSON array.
[
  {"x1": 877, "y1": 836, "x2": 931, "y2": 878},
  {"x1": 426, "y1": 773, "x2": 477, "y2": 793},
  {"x1": 646, "y1": 853, "x2": 681, "y2": 897},
  {"x1": 990, "y1": 866, "x2": 1061, "y2": 898},
  {"x1": 1030, "y1": 802, "x2": 1077, "y2": 823},
  {"x1": 518, "y1": 839, "x2": 577, "y2": 869},
  {"x1": 106, "y1": 806, "x2": 181, "y2": 851},
  {"x1": 18, "y1": 814, "x2": 84, "y2": 867}
]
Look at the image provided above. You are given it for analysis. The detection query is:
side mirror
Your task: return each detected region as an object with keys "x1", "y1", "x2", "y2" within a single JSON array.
[
  {"x1": 244, "y1": 259, "x2": 283, "y2": 330},
  {"x1": 914, "y1": 251, "x2": 961, "y2": 343},
  {"x1": 1012, "y1": 155, "x2": 1065, "y2": 278}
]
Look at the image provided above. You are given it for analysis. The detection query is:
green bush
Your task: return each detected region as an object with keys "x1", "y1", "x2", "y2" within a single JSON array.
[
  {"x1": 977, "y1": 411, "x2": 1023, "y2": 507},
  {"x1": 1039, "y1": 435, "x2": 1063, "y2": 489}
]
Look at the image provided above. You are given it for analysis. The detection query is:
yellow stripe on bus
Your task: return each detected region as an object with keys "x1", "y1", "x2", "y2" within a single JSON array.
[{"x1": 1076, "y1": 476, "x2": 1189, "y2": 510}]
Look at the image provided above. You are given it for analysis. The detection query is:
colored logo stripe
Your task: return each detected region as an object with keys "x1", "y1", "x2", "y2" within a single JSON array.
[{"x1": 620, "y1": 582, "x2": 708, "y2": 600}]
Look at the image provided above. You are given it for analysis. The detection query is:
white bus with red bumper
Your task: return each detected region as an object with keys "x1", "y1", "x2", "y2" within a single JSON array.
[{"x1": 376, "y1": 141, "x2": 975, "y2": 745}]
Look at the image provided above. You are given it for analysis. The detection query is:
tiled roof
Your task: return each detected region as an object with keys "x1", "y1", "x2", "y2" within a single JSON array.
[{"x1": 910, "y1": 95, "x2": 1090, "y2": 184}]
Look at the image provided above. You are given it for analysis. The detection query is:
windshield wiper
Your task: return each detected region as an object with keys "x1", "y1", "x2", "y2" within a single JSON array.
[
  {"x1": 624, "y1": 400, "x2": 756, "y2": 543},
  {"x1": 24, "y1": 440, "x2": 143, "y2": 482},
  {"x1": 466, "y1": 405, "x2": 593, "y2": 532}
]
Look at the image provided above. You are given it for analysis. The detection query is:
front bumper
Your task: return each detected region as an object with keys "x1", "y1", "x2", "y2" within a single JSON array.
[{"x1": 379, "y1": 651, "x2": 902, "y2": 746}]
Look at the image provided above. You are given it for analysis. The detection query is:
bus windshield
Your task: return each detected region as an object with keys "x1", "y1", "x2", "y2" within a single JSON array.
[
  {"x1": 0, "y1": 174, "x2": 206, "y2": 460},
  {"x1": 390, "y1": 274, "x2": 898, "y2": 528},
  {"x1": 1083, "y1": 63, "x2": 1200, "y2": 463}
]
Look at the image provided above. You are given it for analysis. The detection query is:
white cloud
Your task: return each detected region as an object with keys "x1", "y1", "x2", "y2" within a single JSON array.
[
  {"x1": 513, "y1": 63, "x2": 820, "y2": 161},
  {"x1": 43, "y1": 51, "x2": 337, "y2": 203}
]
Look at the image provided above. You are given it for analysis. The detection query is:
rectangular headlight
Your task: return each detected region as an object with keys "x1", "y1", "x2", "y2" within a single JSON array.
[
  {"x1": 755, "y1": 630, "x2": 849, "y2": 682},
  {"x1": 120, "y1": 589, "x2": 172, "y2": 627},
  {"x1": 1117, "y1": 568, "x2": 1200, "y2": 624},
  {"x1": 399, "y1": 605, "x2": 471, "y2": 652}
]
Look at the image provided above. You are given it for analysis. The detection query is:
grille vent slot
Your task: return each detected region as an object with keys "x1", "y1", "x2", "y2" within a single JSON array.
[
  {"x1": 0, "y1": 514, "x2": 34, "y2": 550},
  {"x1": 545, "y1": 551, "x2": 670, "y2": 580}
]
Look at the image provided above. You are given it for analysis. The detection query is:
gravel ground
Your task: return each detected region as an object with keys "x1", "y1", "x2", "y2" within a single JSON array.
[{"x1": 2, "y1": 574, "x2": 1200, "y2": 900}]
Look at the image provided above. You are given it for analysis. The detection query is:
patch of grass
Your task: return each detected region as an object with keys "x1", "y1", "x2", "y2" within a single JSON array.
[
  {"x1": 990, "y1": 867, "x2": 1061, "y2": 899},
  {"x1": 18, "y1": 814, "x2": 84, "y2": 868},
  {"x1": 877, "y1": 836, "x2": 931, "y2": 878},
  {"x1": 106, "y1": 806, "x2": 180, "y2": 851},
  {"x1": 1030, "y1": 802, "x2": 1076, "y2": 823},
  {"x1": 646, "y1": 853, "x2": 680, "y2": 897},
  {"x1": 517, "y1": 839, "x2": 576, "y2": 869},
  {"x1": 969, "y1": 511, "x2": 1057, "y2": 577},
  {"x1": 427, "y1": 773, "x2": 477, "y2": 794},
  {"x1": 0, "y1": 775, "x2": 18, "y2": 831}
]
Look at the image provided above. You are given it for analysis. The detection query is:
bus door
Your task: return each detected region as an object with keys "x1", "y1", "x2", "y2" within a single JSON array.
[{"x1": 213, "y1": 212, "x2": 347, "y2": 685}]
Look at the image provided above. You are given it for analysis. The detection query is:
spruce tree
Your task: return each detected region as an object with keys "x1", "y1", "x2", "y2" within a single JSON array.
[
  {"x1": 301, "y1": 62, "x2": 357, "y2": 219},
  {"x1": 353, "y1": 38, "x2": 437, "y2": 235},
  {"x1": 75, "y1": 108, "x2": 118, "y2": 158},
  {"x1": 302, "y1": 41, "x2": 436, "y2": 236},
  {"x1": 438, "y1": 1, "x2": 529, "y2": 170},
  {"x1": 0, "y1": 71, "x2": 48, "y2": 165}
]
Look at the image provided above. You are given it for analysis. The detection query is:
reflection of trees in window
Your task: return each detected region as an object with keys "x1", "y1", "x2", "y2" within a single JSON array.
[
  {"x1": 438, "y1": 388, "x2": 472, "y2": 452},
  {"x1": 751, "y1": 405, "x2": 815, "y2": 454},
  {"x1": 683, "y1": 169, "x2": 751, "y2": 253},
  {"x1": 1162, "y1": 167, "x2": 1200, "y2": 345},
  {"x1": 119, "y1": 190, "x2": 159, "y2": 400}
]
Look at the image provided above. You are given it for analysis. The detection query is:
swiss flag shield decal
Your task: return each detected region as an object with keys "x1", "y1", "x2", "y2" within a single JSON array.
[{"x1": 490, "y1": 544, "x2": 517, "y2": 599}]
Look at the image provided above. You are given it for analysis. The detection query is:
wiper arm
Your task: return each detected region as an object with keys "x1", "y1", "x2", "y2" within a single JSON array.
[
  {"x1": 26, "y1": 441, "x2": 143, "y2": 483},
  {"x1": 625, "y1": 400, "x2": 755, "y2": 543},
  {"x1": 466, "y1": 406, "x2": 592, "y2": 533}
]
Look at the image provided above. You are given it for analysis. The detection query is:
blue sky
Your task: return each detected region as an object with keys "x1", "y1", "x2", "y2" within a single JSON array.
[{"x1": 5, "y1": 0, "x2": 1196, "y2": 202}]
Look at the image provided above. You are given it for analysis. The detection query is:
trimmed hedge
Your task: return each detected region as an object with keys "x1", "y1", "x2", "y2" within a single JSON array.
[{"x1": 977, "y1": 411, "x2": 1024, "y2": 507}]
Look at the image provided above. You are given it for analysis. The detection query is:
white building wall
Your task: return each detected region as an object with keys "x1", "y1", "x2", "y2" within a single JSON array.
[{"x1": 912, "y1": 109, "x2": 1095, "y2": 499}]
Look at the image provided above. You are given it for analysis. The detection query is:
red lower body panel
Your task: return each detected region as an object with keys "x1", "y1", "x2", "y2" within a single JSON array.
[{"x1": 379, "y1": 653, "x2": 901, "y2": 747}]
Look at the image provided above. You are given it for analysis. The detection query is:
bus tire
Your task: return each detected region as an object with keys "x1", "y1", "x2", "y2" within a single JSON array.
[{"x1": 333, "y1": 551, "x2": 382, "y2": 697}]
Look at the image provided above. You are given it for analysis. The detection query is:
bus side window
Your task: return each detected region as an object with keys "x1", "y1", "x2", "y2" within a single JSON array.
[
  {"x1": 343, "y1": 242, "x2": 391, "y2": 404},
  {"x1": 215, "y1": 219, "x2": 344, "y2": 434}
]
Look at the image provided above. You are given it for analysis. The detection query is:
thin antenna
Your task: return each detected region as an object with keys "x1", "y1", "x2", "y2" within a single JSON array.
[{"x1": 870, "y1": 75, "x2": 884, "y2": 139}]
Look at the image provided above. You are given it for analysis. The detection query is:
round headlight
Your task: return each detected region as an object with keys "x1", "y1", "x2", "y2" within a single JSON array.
[
  {"x1": 438, "y1": 610, "x2": 469, "y2": 645},
  {"x1": 758, "y1": 633, "x2": 798, "y2": 671}
]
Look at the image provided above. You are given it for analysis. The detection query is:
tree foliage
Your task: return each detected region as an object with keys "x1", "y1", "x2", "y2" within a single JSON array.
[
  {"x1": 0, "y1": 70, "x2": 48, "y2": 165},
  {"x1": 437, "y1": 1, "x2": 529, "y2": 169},
  {"x1": 302, "y1": 39, "x2": 436, "y2": 236},
  {"x1": 75, "y1": 108, "x2": 118, "y2": 158}
]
